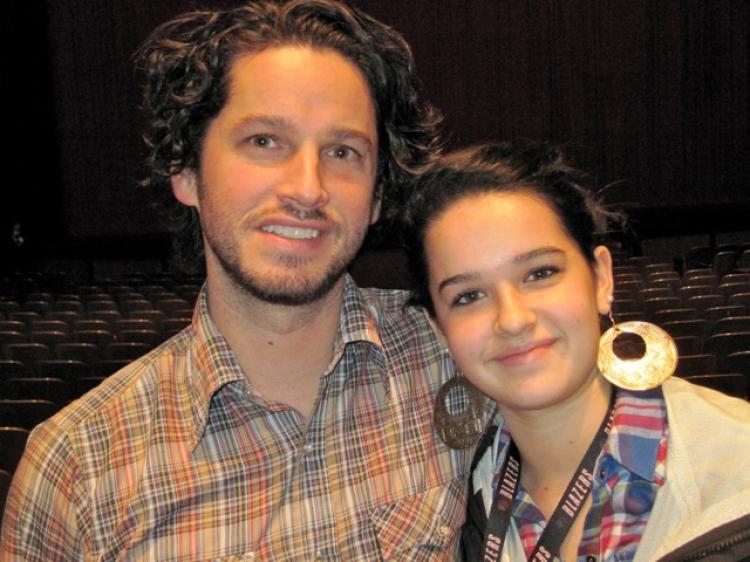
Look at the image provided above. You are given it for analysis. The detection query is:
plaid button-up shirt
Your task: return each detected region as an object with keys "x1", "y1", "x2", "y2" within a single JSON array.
[{"x1": 2, "y1": 277, "x2": 478, "y2": 561}]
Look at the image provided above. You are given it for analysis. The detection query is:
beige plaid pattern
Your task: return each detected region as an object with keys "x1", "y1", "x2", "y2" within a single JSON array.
[{"x1": 2, "y1": 277, "x2": 484, "y2": 561}]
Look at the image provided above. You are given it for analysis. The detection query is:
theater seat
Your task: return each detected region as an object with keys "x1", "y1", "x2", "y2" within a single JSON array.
[
  {"x1": 0, "y1": 469, "x2": 12, "y2": 515},
  {"x1": 684, "y1": 374, "x2": 748, "y2": 400},
  {"x1": 703, "y1": 332, "x2": 750, "y2": 357},
  {"x1": 676, "y1": 354, "x2": 717, "y2": 377},
  {"x1": 0, "y1": 426, "x2": 29, "y2": 473},
  {"x1": 34, "y1": 359, "x2": 92, "y2": 382},
  {"x1": 5, "y1": 378, "x2": 71, "y2": 405},
  {"x1": 3, "y1": 343, "x2": 50, "y2": 363},
  {"x1": 0, "y1": 400, "x2": 59, "y2": 430},
  {"x1": 718, "y1": 351, "x2": 750, "y2": 376}
]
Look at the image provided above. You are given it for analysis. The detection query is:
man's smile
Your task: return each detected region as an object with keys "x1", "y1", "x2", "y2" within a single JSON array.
[{"x1": 261, "y1": 224, "x2": 321, "y2": 239}]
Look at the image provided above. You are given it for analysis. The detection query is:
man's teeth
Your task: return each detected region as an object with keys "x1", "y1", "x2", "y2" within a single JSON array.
[{"x1": 262, "y1": 225, "x2": 320, "y2": 239}]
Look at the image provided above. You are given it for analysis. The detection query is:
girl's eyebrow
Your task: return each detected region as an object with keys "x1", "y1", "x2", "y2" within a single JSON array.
[
  {"x1": 512, "y1": 246, "x2": 564, "y2": 264},
  {"x1": 436, "y1": 246, "x2": 564, "y2": 294}
]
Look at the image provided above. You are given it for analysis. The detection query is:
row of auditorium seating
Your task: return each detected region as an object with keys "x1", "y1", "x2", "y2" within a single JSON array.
[
  {"x1": 656, "y1": 326, "x2": 748, "y2": 357},
  {"x1": 0, "y1": 275, "x2": 201, "y2": 511},
  {"x1": 677, "y1": 351, "x2": 750, "y2": 377},
  {"x1": 0, "y1": 293, "x2": 198, "y2": 317},
  {"x1": 681, "y1": 244, "x2": 750, "y2": 274},
  {"x1": 0, "y1": 273, "x2": 196, "y2": 509},
  {"x1": 609, "y1": 252, "x2": 750, "y2": 392},
  {"x1": 608, "y1": 249, "x2": 750, "y2": 405},
  {"x1": 0, "y1": 278, "x2": 198, "y2": 407},
  {"x1": 1, "y1": 318, "x2": 190, "y2": 346}
]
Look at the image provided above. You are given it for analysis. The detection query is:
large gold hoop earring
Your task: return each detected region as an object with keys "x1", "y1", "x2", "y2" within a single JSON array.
[
  {"x1": 598, "y1": 315, "x2": 677, "y2": 390},
  {"x1": 433, "y1": 376, "x2": 486, "y2": 449}
]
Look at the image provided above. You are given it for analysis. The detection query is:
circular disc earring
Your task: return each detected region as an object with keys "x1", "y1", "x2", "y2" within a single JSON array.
[
  {"x1": 598, "y1": 318, "x2": 678, "y2": 391},
  {"x1": 433, "y1": 376, "x2": 486, "y2": 449}
]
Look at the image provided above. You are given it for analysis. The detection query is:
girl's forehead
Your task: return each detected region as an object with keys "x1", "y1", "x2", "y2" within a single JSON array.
[
  {"x1": 424, "y1": 191, "x2": 582, "y2": 270},
  {"x1": 431, "y1": 191, "x2": 560, "y2": 232}
]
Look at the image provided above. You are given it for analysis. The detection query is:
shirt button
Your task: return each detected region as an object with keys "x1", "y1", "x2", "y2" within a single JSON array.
[
  {"x1": 437, "y1": 524, "x2": 452, "y2": 538},
  {"x1": 243, "y1": 552, "x2": 255, "y2": 561},
  {"x1": 302, "y1": 443, "x2": 314, "y2": 454}
]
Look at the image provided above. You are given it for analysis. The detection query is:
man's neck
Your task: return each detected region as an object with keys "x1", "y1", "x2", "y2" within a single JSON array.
[{"x1": 206, "y1": 274, "x2": 346, "y2": 421}]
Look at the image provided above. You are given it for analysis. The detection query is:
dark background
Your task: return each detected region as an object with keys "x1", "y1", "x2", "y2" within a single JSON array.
[{"x1": 5, "y1": 1, "x2": 748, "y2": 261}]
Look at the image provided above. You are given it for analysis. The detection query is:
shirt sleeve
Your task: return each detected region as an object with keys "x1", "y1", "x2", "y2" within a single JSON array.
[{"x1": 1, "y1": 419, "x2": 87, "y2": 561}]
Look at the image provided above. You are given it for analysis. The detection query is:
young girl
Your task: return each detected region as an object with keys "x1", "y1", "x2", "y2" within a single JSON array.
[{"x1": 404, "y1": 142, "x2": 750, "y2": 561}]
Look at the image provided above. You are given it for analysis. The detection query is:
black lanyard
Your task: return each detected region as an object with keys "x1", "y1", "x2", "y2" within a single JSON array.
[{"x1": 481, "y1": 391, "x2": 616, "y2": 562}]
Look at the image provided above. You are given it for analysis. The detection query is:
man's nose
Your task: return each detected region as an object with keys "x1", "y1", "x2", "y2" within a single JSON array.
[
  {"x1": 493, "y1": 287, "x2": 535, "y2": 336},
  {"x1": 277, "y1": 146, "x2": 328, "y2": 209}
]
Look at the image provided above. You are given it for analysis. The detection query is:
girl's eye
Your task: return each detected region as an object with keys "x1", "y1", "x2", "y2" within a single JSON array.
[
  {"x1": 525, "y1": 266, "x2": 559, "y2": 282},
  {"x1": 452, "y1": 289, "x2": 485, "y2": 306}
]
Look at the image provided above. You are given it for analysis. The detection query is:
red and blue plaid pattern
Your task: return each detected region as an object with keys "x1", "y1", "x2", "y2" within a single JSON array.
[{"x1": 496, "y1": 387, "x2": 667, "y2": 561}]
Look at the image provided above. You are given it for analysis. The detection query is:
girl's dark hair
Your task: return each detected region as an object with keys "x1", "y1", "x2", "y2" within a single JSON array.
[
  {"x1": 403, "y1": 141, "x2": 622, "y2": 315},
  {"x1": 135, "y1": 0, "x2": 442, "y2": 271}
]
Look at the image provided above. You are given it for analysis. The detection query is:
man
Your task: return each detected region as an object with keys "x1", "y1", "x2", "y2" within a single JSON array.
[{"x1": 1, "y1": 1, "x2": 485, "y2": 560}]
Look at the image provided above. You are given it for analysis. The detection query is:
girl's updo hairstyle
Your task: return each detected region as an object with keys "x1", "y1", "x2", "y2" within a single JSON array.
[{"x1": 403, "y1": 141, "x2": 621, "y2": 315}]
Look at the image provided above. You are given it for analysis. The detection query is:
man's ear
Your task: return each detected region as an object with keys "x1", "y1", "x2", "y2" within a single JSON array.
[
  {"x1": 171, "y1": 169, "x2": 199, "y2": 209},
  {"x1": 369, "y1": 196, "x2": 382, "y2": 225}
]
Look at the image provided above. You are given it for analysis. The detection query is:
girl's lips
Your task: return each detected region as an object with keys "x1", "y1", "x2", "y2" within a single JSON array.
[{"x1": 494, "y1": 339, "x2": 557, "y2": 366}]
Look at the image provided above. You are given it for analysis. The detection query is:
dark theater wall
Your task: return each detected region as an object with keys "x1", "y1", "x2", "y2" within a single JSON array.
[
  {"x1": 7, "y1": 1, "x2": 748, "y2": 247},
  {"x1": 5, "y1": 2, "x2": 61, "y2": 254},
  {"x1": 359, "y1": 1, "x2": 749, "y2": 212}
]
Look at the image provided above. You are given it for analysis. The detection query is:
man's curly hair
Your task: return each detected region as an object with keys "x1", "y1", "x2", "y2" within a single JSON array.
[{"x1": 135, "y1": 0, "x2": 442, "y2": 271}]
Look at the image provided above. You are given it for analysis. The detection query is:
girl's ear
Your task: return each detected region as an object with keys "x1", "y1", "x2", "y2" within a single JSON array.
[
  {"x1": 426, "y1": 312, "x2": 449, "y2": 348},
  {"x1": 592, "y1": 245, "x2": 614, "y2": 315}
]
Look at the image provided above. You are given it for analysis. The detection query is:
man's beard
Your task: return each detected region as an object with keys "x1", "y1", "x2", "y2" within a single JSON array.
[
  {"x1": 214, "y1": 244, "x2": 353, "y2": 306},
  {"x1": 202, "y1": 202, "x2": 368, "y2": 306}
]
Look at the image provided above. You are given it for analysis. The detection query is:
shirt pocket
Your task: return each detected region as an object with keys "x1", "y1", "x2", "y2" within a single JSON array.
[{"x1": 369, "y1": 476, "x2": 468, "y2": 561}]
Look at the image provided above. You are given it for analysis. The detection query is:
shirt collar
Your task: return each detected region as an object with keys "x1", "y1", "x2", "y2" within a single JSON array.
[
  {"x1": 335, "y1": 274, "x2": 386, "y2": 356},
  {"x1": 184, "y1": 285, "x2": 246, "y2": 449},
  {"x1": 602, "y1": 386, "x2": 667, "y2": 482},
  {"x1": 184, "y1": 275, "x2": 388, "y2": 448}
]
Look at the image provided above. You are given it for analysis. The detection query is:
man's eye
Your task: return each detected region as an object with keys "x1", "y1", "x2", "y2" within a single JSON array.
[
  {"x1": 327, "y1": 145, "x2": 360, "y2": 160},
  {"x1": 452, "y1": 290, "x2": 484, "y2": 306},
  {"x1": 248, "y1": 135, "x2": 277, "y2": 148},
  {"x1": 525, "y1": 266, "x2": 559, "y2": 282}
]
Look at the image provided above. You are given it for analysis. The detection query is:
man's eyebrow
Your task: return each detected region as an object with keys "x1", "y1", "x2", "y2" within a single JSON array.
[
  {"x1": 231, "y1": 114, "x2": 296, "y2": 133},
  {"x1": 436, "y1": 246, "x2": 564, "y2": 294},
  {"x1": 328, "y1": 128, "x2": 374, "y2": 148}
]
